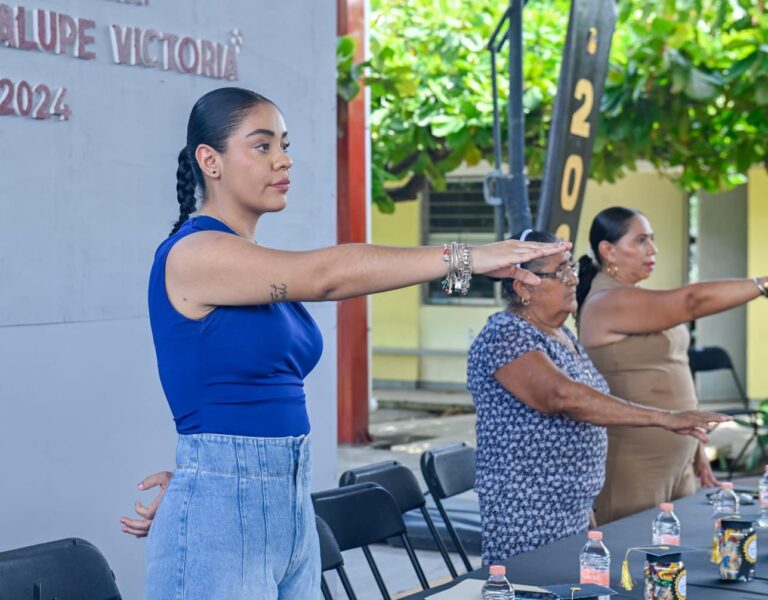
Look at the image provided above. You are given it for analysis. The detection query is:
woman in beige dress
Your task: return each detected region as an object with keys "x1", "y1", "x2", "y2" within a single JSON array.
[{"x1": 577, "y1": 206, "x2": 768, "y2": 525}]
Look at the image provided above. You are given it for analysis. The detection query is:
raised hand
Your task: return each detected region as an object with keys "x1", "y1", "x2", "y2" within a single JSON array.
[{"x1": 473, "y1": 239, "x2": 571, "y2": 284}]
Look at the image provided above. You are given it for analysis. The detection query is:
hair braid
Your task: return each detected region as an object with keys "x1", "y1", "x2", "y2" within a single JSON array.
[{"x1": 170, "y1": 147, "x2": 198, "y2": 236}]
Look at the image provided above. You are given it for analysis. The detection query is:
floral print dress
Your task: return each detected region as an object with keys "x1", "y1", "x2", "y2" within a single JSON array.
[{"x1": 467, "y1": 311, "x2": 609, "y2": 564}]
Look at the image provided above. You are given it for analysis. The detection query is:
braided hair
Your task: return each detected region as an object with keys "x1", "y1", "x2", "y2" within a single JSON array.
[
  {"x1": 170, "y1": 87, "x2": 276, "y2": 236},
  {"x1": 575, "y1": 206, "x2": 642, "y2": 308}
]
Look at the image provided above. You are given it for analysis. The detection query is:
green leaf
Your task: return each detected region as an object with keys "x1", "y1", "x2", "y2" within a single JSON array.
[
  {"x1": 756, "y1": 82, "x2": 768, "y2": 106},
  {"x1": 430, "y1": 115, "x2": 465, "y2": 137}
]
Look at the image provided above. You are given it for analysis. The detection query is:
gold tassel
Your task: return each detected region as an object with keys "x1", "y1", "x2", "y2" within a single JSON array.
[
  {"x1": 710, "y1": 532, "x2": 721, "y2": 564},
  {"x1": 620, "y1": 557, "x2": 635, "y2": 591}
]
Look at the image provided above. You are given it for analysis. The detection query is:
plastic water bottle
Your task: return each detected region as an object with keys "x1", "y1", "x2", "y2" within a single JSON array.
[
  {"x1": 713, "y1": 481, "x2": 740, "y2": 516},
  {"x1": 652, "y1": 502, "x2": 681, "y2": 545},
  {"x1": 759, "y1": 466, "x2": 768, "y2": 528},
  {"x1": 482, "y1": 565, "x2": 515, "y2": 599},
  {"x1": 580, "y1": 530, "x2": 610, "y2": 586}
]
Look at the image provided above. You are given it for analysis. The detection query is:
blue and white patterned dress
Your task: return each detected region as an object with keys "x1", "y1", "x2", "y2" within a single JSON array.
[{"x1": 467, "y1": 311, "x2": 609, "y2": 564}]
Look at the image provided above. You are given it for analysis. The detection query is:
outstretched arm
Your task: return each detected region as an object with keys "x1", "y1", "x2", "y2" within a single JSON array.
[
  {"x1": 581, "y1": 277, "x2": 767, "y2": 339},
  {"x1": 167, "y1": 235, "x2": 569, "y2": 313},
  {"x1": 494, "y1": 351, "x2": 729, "y2": 442}
]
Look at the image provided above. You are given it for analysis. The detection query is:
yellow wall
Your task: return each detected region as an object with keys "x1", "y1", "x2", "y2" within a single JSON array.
[
  {"x1": 370, "y1": 200, "x2": 421, "y2": 383},
  {"x1": 747, "y1": 167, "x2": 768, "y2": 398}
]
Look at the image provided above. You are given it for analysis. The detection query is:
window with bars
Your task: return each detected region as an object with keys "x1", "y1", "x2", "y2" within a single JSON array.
[{"x1": 424, "y1": 178, "x2": 539, "y2": 305}]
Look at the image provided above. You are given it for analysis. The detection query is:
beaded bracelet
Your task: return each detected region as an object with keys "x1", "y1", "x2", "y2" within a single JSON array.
[{"x1": 441, "y1": 242, "x2": 473, "y2": 295}]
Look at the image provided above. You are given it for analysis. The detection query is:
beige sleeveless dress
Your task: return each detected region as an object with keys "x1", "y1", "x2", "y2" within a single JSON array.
[{"x1": 581, "y1": 272, "x2": 698, "y2": 525}]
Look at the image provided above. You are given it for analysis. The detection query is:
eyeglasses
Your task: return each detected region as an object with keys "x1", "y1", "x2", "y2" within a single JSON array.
[{"x1": 530, "y1": 262, "x2": 579, "y2": 283}]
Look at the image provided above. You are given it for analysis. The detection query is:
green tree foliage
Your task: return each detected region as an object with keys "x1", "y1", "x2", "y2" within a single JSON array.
[{"x1": 363, "y1": 0, "x2": 768, "y2": 211}]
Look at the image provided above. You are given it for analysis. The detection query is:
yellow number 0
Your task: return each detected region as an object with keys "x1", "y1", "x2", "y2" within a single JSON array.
[{"x1": 560, "y1": 154, "x2": 583, "y2": 211}]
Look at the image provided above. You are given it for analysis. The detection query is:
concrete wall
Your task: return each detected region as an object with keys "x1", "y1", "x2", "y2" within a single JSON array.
[
  {"x1": 696, "y1": 187, "x2": 748, "y2": 402},
  {"x1": 0, "y1": 2, "x2": 337, "y2": 599}
]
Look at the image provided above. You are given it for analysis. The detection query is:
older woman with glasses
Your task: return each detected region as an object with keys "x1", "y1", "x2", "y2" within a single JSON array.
[{"x1": 467, "y1": 229, "x2": 728, "y2": 565}]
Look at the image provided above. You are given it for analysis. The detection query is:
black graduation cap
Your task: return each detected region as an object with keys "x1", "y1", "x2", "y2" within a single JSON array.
[
  {"x1": 720, "y1": 515, "x2": 756, "y2": 529},
  {"x1": 620, "y1": 545, "x2": 699, "y2": 591},
  {"x1": 539, "y1": 583, "x2": 617, "y2": 599}
]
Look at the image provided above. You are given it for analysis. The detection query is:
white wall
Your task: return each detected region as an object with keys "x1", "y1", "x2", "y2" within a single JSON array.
[
  {"x1": 696, "y1": 187, "x2": 748, "y2": 401},
  {"x1": 0, "y1": 2, "x2": 337, "y2": 598}
]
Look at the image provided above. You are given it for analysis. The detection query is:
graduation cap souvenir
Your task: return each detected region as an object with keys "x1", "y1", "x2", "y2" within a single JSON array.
[
  {"x1": 620, "y1": 545, "x2": 698, "y2": 600},
  {"x1": 714, "y1": 515, "x2": 757, "y2": 582}
]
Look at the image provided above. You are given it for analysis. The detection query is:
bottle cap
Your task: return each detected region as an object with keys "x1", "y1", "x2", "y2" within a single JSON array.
[
  {"x1": 660, "y1": 502, "x2": 674, "y2": 511},
  {"x1": 721, "y1": 482, "x2": 734, "y2": 490},
  {"x1": 587, "y1": 530, "x2": 603, "y2": 541},
  {"x1": 489, "y1": 565, "x2": 506, "y2": 576}
]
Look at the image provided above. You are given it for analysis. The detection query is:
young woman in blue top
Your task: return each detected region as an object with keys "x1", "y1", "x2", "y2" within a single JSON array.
[{"x1": 119, "y1": 87, "x2": 568, "y2": 599}]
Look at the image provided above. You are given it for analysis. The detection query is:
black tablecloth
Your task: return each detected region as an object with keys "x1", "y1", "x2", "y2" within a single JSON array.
[{"x1": 406, "y1": 489, "x2": 768, "y2": 598}]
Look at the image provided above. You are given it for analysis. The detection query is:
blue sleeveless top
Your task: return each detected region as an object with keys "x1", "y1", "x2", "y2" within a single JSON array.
[{"x1": 148, "y1": 216, "x2": 323, "y2": 437}]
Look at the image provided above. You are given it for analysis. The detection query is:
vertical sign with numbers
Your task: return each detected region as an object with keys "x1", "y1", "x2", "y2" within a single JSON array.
[{"x1": 536, "y1": 0, "x2": 617, "y2": 242}]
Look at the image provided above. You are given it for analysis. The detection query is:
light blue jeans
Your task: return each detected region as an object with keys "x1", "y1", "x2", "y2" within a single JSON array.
[{"x1": 144, "y1": 433, "x2": 320, "y2": 599}]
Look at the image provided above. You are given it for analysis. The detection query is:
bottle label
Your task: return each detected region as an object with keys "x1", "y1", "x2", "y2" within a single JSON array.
[
  {"x1": 653, "y1": 534, "x2": 680, "y2": 545},
  {"x1": 580, "y1": 568, "x2": 610, "y2": 586}
]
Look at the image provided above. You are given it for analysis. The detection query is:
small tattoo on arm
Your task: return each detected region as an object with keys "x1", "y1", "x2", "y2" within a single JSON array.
[{"x1": 270, "y1": 283, "x2": 288, "y2": 302}]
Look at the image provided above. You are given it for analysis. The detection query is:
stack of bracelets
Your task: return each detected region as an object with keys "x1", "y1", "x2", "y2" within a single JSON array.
[
  {"x1": 754, "y1": 277, "x2": 768, "y2": 298},
  {"x1": 442, "y1": 242, "x2": 473, "y2": 295}
]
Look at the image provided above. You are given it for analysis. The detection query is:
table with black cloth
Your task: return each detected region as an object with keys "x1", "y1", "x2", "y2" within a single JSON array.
[{"x1": 406, "y1": 489, "x2": 768, "y2": 599}]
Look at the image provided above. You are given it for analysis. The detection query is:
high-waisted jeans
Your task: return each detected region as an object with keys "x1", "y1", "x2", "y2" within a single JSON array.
[{"x1": 144, "y1": 433, "x2": 320, "y2": 599}]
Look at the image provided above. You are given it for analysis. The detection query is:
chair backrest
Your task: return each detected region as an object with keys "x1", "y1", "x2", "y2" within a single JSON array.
[
  {"x1": 316, "y1": 516, "x2": 344, "y2": 572},
  {"x1": 688, "y1": 345, "x2": 735, "y2": 373},
  {"x1": 688, "y1": 345, "x2": 748, "y2": 407},
  {"x1": 0, "y1": 538, "x2": 121, "y2": 600},
  {"x1": 339, "y1": 460, "x2": 425, "y2": 513},
  {"x1": 312, "y1": 482, "x2": 406, "y2": 551},
  {"x1": 420, "y1": 442, "x2": 475, "y2": 499}
]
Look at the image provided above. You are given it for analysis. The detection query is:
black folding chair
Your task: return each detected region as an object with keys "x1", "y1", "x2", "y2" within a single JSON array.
[
  {"x1": 312, "y1": 482, "x2": 429, "y2": 599},
  {"x1": 420, "y1": 442, "x2": 476, "y2": 573},
  {"x1": 316, "y1": 516, "x2": 357, "y2": 600},
  {"x1": 689, "y1": 345, "x2": 765, "y2": 476},
  {"x1": 0, "y1": 538, "x2": 121, "y2": 600},
  {"x1": 339, "y1": 460, "x2": 458, "y2": 578}
]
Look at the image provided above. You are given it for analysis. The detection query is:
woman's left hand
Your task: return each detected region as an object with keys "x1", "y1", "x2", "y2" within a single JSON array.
[
  {"x1": 694, "y1": 449, "x2": 720, "y2": 488},
  {"x1": 120, "y1": 470, "x2": 173, "y2": 538}
]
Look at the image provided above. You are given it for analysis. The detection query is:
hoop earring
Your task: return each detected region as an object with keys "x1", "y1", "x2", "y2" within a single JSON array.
[
  {"x1": 521, "y1": 296, "x2": 531, "y2": 306},
  {"x1": 605, "y1": 263, "x2": 619, "y2": 277}
]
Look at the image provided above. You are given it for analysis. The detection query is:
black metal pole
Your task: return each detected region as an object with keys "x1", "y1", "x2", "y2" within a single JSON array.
[
  {"x1": 490, "y1": 46, "x2": 506, "y2": 241},
  {"x1": 506, "y1": 0, "x2": 532, "y2": 236}
]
